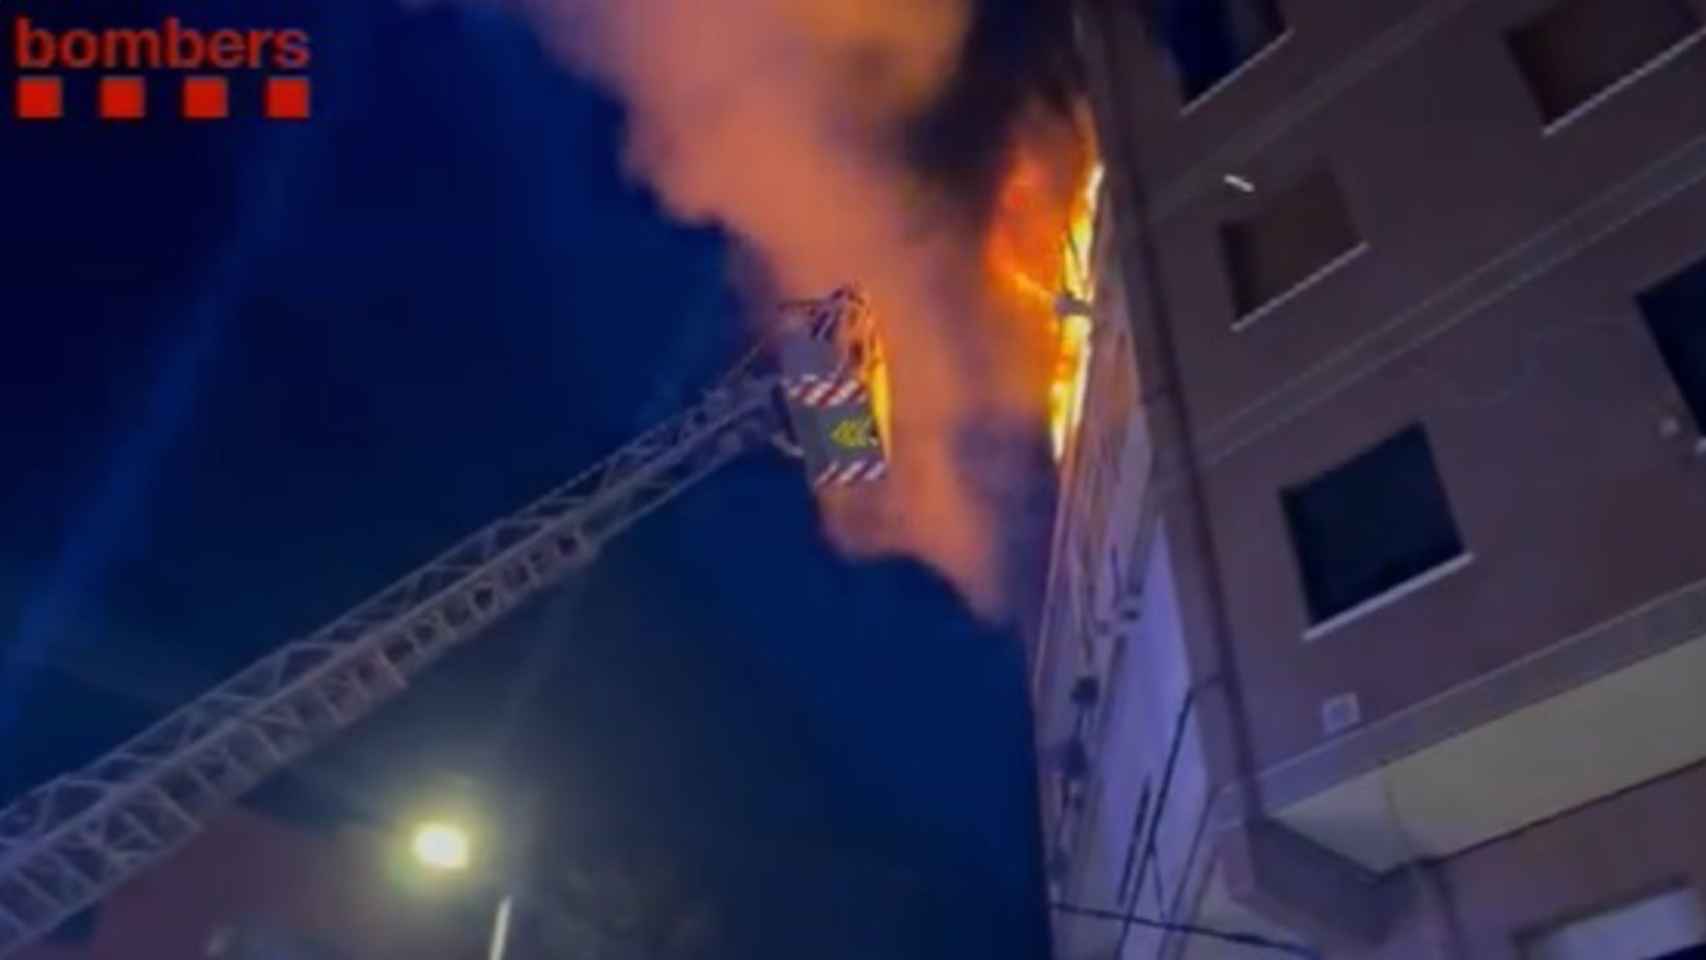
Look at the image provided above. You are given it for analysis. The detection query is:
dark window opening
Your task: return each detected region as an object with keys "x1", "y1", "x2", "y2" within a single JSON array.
[
  {"x1": 1283, "y1": 425, "x2": 1465, "y2": 625},
  {"x1": 1148, "y1": 0, "x2": 1286, "y2": 102},
  {"x1": 1507, "y1": 0, "x2": 1702, "y2": 124},
  {"x1": 1221, "y1": 167, "x2": 1360, "y2": 318},
  {"x1": 1638, "y1": 254, "x2": 1706, "y2": 432}
]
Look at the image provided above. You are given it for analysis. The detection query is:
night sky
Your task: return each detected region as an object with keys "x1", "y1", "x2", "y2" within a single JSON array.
[{"x1": 1, "y1": 0, "x2": 1052, "y2": 956}]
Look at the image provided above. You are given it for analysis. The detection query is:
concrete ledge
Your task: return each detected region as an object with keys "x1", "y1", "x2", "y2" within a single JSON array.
[
  {"x1": 1302, "y1": 552, "x2": 1474, "y2": 644},
  {"x1": 1222, "y1": 818, "x2": 1403, "y2": 950},
  {"x1": 1259, "y1": 571, "x2": 1706, "y2": 816}
]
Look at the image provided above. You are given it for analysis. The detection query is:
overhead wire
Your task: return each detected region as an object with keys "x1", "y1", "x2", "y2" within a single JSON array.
[{"x1": 1051, "y1": 900, "x2": 1322, "y2": 959}]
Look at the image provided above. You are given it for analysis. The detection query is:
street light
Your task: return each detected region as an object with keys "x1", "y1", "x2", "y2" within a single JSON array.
[
  {"x1": 408, "y1": 818, "x2": 514, "y2": 960},
  {"x1": 411, "y1": 821, "x2": 472, "y2": 872}
]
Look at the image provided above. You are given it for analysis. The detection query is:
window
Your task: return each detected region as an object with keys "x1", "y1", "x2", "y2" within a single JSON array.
[
  {"x1": 1507, "y1": 0, "x2": 1703, "y2": 126},
  {"x1": 1282, "y1": 425, "x2": 1465, "y2": 627},
  {"x1": 1638, "y1": 254, "x2": 1706, "y2": 432},
  {"x1": 1220, "y1": 167, "x2": 1361, "y2": 321},
  {"x1": 1149, "y1": 0, "x2": 1286, "y2": 103}
]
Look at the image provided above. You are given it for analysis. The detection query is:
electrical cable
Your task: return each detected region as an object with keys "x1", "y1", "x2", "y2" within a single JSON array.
[{"x1": 1051, "y1": 900, "x2": 1322, "y2": 959}]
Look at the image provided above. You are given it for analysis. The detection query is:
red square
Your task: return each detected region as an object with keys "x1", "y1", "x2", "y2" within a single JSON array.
[
  {"x1": 265, "y1": 76, "x2": 310, "y2": 120},
  {"x1": 181, "y1": 76, "x2": 228, "y2": 120},
  {"x1": 16, "y1": 77, "x2": 62, "y2": 120},
  {"x1": 100, "y1": 76, "x2": 146, "y2": 120}
]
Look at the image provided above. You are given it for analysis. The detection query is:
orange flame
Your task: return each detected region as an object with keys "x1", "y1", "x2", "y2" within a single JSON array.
[
  {"x1": 522, "y1": 0, "x2": 1106, "y2": 616},
  {"x1": 982, "y1": 110, "x2": 1101, "y2": 462}
]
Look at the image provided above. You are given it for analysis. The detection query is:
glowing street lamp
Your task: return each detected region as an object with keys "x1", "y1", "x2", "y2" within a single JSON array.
[
  {"x1": 411, "y1": 821, "x2": 472, "y2": 872},
  {"x1": 407, "y1": 818, "x2": 512, "y2": 960}
]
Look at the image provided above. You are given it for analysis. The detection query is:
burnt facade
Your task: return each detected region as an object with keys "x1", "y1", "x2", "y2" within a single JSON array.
[{"x1": 1037, "y1": 0, "x2": 1706, "y2": 957}]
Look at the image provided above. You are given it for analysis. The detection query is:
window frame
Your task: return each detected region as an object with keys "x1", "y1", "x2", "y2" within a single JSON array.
[
  {"x1": 1504, "y1": 0, "x2": 1706, "y2": 135},
  {"x1": 1218, "y1": 165, "x2": 1368, "y2": 331},
  {"x1": 1637, "y1": 253, "x2": 1706, "y2": 434},
  {"x1": 1146, "y1": 0, "x2": 1293, "y2": 111},
  {"x1": 1281, "y1": 424, "x2": 1472, "y2": 641}
]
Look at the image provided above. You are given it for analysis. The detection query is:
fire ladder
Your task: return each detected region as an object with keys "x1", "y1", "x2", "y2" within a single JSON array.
[{"x1": 0, "y1": 293, "x2": 854, "y2": 957}]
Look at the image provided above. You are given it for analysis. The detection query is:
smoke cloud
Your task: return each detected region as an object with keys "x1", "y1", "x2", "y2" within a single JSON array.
[{"x1": 519, "y1": 0, "x2": 1081, "y2": 621}]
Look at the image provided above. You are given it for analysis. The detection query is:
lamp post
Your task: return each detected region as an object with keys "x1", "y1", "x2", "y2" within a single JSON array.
[
  {"x1": 409, "y1": 819, "x2": 515, "y2": 960},
  {"x1": 486, "y1": 893, "x2": 515, "y2": 960}
]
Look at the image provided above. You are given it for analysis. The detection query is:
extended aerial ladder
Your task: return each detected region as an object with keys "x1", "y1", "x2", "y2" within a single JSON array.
[{"x1": 0, "y1": 288, "x2": 889, "y2": 957}]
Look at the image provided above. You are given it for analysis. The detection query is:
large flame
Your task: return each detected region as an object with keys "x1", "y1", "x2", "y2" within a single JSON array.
[
  {"x1": 519, "y1": 0, "x2": 1094, "y2": 616},
  {"x1": 982, "y1": 115, "x2": 1102, "y2": 463}
]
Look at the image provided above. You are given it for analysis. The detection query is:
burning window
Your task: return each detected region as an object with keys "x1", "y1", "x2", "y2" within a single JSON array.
[
  {"x1": 1052, "y1": 164, "x2": 1103, "y2": 461},
  {"x1": 984, "y1": 126, "x2": 1104, "y2": 464}
]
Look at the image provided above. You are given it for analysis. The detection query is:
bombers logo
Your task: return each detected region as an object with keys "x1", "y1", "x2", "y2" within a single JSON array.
[
  {"x1": 828, "y1": 415, "x2": 879, "y2": 451},
  {"x1": 11, "y1": 16, "x2": 313, "y2": 120}
]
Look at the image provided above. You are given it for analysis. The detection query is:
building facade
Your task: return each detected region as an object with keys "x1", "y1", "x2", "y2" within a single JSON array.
[{"x1": 1035, "y1": 0, "x2": 1706, "y2": 957}]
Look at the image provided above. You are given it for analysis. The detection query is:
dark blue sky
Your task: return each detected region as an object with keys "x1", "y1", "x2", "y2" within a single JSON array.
[{"x1": 1, "y1": 0, "x2": 1049, "y2": 956}]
